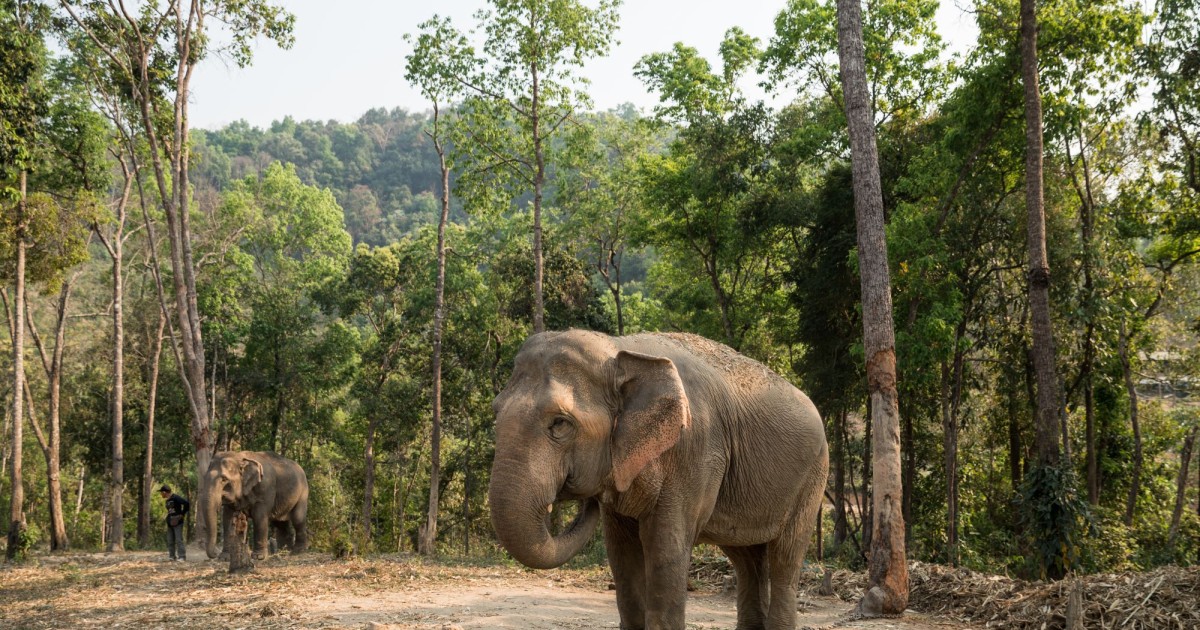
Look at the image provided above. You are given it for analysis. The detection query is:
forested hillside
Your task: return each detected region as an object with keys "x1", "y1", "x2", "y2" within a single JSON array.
[{"x1": 2, "y1": 0, "x2": 1198, "y2": 600}]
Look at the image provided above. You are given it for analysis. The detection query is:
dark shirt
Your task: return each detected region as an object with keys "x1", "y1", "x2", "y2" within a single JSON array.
[{"x1": 166, "y1": 494, "x2": 190, "y2": 523}]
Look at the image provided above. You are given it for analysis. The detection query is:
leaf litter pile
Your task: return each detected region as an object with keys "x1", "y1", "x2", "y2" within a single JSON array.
[{"x1": 786, "y1": 561, "x2": 1199, "y2": 630}]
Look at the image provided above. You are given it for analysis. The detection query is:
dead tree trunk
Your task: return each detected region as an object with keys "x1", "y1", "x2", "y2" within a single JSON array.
[{"x1": 228, "y1": 512, "x2": 254, "y2": 573}]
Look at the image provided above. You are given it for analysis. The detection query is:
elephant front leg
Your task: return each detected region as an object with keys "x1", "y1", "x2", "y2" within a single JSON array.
[
  {"x1": 640, "y1": 513, "x2": 693, "y2": 630},
  {"x1": 603, "y1": 509, "x2": 647, "y2": 630},
  {"x1": 219, "y1": 506, "x2": 234, "y2": 560},
  {"x1": 251, "y1": 509, "x2": 271, "y2": 559}
]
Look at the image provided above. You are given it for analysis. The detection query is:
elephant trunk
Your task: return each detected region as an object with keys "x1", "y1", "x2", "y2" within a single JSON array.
[
  {"x1": 204, "y1": 475, "x2": 222, "y2": 559},
  {"x1": 488, "y1": 459, "x2": 599, "y2": 570}
]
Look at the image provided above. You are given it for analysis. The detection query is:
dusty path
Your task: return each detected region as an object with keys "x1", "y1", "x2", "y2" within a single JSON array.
[{"x1": 0, "y1": 549, "x2": 973, "y2": 629}]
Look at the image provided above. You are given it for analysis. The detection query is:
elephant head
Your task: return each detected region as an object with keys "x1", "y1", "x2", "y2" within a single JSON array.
[
  {"x1": 488, "y1": 331, "x2": 690, "y2": 569},
  {"x1": 203, "y1": 452, "x2": 264, "y2": 559}
]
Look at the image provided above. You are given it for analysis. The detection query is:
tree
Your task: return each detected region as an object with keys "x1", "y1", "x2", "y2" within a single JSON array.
[
  {"x1": 405, "y1": 17, "x2": 464, "y2": 556},
  {"x1": 409, "y1": 0, "x2": 620, "y2": 335},
  {"x1": 1020, "y1": 0, "x2": 1061, "y2": 472},
  {"x1": 836, "y1": 0, "x2": 907, "y2": 615},
  {"x1": 58, "y1": 0, "x2": 295, "y2": 543},
  {"x1": 635, "y1": 30, "x2": 783, "y2": 351},
  {"x1": 1, "y1": 0, "x2": 51, "y2": 560}
]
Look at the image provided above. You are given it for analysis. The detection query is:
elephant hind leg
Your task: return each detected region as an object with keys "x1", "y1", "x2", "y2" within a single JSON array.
[
  {"x1": 765, "y1": 496, "x2": 823, "y2": 630},
  {"x1": 721, "y1": 543, "x2": 769, "y2": 630},
  {"x1": 290, "y1": 503, "x2": 308, "y2": 553},
  {"x1": 273, "y1": 520, "x2": 294, "y2": 551}
]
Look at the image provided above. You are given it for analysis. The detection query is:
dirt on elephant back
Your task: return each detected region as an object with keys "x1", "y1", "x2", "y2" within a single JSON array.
[{"x1": 0, "y1": 548, "x2": 972, "y2": 629}]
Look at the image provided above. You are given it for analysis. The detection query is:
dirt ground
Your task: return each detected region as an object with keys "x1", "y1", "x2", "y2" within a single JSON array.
[{"x1": 0, "y1": 548, "x2": 975, "y2": 630}]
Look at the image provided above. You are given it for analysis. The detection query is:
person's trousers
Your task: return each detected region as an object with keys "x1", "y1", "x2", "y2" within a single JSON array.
[{"x1": 167, "y1": 522, "x2": 186, "y2": 560}]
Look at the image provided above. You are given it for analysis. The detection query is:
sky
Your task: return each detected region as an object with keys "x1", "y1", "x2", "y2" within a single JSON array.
[{"x1": 188, "y1": 0, "x2": 979, "y2": 130}]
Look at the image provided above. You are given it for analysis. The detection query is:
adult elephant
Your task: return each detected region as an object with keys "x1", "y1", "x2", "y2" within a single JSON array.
[
  {"x1": 202, "y1": 451, "x2": 309, "y2": 560},
  {"x1": 489, "y1": 330, "x2": 829, "y2": 630}
]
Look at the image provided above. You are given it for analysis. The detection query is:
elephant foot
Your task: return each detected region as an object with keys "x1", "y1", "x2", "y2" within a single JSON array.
[{"x1": 252, "y1": 551, "x2": 266, "y2": 561}]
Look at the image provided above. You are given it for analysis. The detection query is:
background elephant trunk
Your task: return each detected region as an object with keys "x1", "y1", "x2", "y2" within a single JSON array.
[
  {"x1": 203, "y1": 475, "x2": 223, "y2": 559},
  {"x1": 488, "y1": 461, "x2": 600, "y2": 569}
]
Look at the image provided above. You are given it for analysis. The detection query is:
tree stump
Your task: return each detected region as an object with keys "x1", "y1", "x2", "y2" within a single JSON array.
[
  {"x1": 1065, "y1": 577, "x2": 1084, "y2": 630},
  {"x1": 229, "y1": 512, "x2": 254, "y2": 573},
  {"x1": 819, "y1": 568, "x2": 835, "y2": 596}
]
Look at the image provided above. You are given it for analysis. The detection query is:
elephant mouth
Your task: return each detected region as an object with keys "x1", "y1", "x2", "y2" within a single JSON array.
[{"x1": 554, "y1": 472, "x2": 591, "y2": 503}]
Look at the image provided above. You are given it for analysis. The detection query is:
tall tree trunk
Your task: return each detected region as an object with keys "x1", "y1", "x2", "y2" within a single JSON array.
[
  {"x1": 836, "y1": 0, "x2": 907, "y2": 614},
  {"x1": 1069, "y1": 126, "x2": 1097, "y2": 502},
  {"x1": 1118, "y1": 321, "x2": 1143, "y2": 526},
  {"x1": 420, "y1": 104, "x2": 451, "y2": 557},
  {"x1": 102, "y1": 212, "x2": 127, "y2": 553},
  {"x1": 1169, "y1": 427, "x2": 1197, "y2": 540},
  {"x1": 531, "y1": 60, "x2": 546, "y2": 335},
  {"x1": 29, "y1": 280, "x2": 75, "y2": 550},
  {"x1": 1020, "y1": 0, "x2": 1062, "y2": 470},
  {"x1": 138, "y1": 313, "x2": 166, "y2": 547},
  {"x1": 97, "y1": 165, "x2": 132, "y2": 553},
  {"x1": 7, "y1": 170, "x2": 28, "y2": 560},
  {"x1": 6, "y1": 276, "x2": 75, "y2": 552}
]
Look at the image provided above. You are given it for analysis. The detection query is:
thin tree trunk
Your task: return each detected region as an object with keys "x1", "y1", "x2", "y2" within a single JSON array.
[
  {"x1": 941, "y1": 360, "x2": 959, "y2": 566},
  {"x1": 833, "y1": 409, "x2": 848, "y2": 548},
  {"x1": 531, "y1": 56, "x2": 546, "y2": 335},
  {"x1": 1084, "y1": 356, "x2": 1097, "y2": 504},
  {"x1": 138, "y1": 313, "x2": 166, "y2": 547},
  {"x1": 902, "y1": 404, "x2": 914, "y2": 544},
  {"x1": 1169, "y1": 427, "x2": 1197, "y2": 540},
  {"x1": 7, "y1": 170, "x2": 28, "y2": 560},
  {"x1": 1070, "y1": 126, "x2": 1097, "y2": 502},
  {"x1": 1020, "y1": 0, "x2": 1062, "y2": 470},
  {"x1": 1119, "y1": 321, "x2": 1143, "y2": 526},
  {"x1": 362, "y1": 415, "x2": 379, "y2": 543},
  {"x1": 836, "y1": 0, "x2": 907, "y2": 614},
  {"x1": 420, "y1": 102, "x2": 451, "y2": 557},
  {"x1": 98, "y1": 162, "x2": 132, "y2": 553},
  {"x1": 27, "y1": 280, "x2": 74, "y2": 551},
  {"x1": 72, "y1": 464, "x2": 85, "y2": 533}
]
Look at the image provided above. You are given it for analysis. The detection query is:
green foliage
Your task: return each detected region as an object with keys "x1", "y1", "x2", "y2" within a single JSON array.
[{"x1": 1018, "y1": 463, "x2": 1094, "y2": 580}]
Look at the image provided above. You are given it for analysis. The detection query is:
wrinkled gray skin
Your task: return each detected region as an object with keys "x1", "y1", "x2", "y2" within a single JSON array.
[
  {"x1": 203, "y1": 451, "x2": 309, "y2": 560},
  {"x1": 489, "y1": 330, "x2": 829, "y2": 630}
]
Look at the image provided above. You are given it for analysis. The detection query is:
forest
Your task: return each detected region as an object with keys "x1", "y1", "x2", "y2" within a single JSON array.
[{"x1": 1, "y1": 0, "x2": 1199, "y2": 620}]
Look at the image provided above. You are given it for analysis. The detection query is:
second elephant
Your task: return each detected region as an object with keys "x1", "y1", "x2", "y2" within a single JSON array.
[{"x1": 202, "y1": 450, "x2": 309, "y2": 560}]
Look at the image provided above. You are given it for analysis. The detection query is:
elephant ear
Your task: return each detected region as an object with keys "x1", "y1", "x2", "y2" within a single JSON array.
[
  {"x1": 611, "y1": 350, "x2": 690, "y2": 493},
  {"x1": 241, "y1": 458, "x2": 265, "y2": 494}
]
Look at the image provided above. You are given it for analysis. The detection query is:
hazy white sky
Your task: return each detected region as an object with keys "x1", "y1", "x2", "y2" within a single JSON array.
[{"x1": 189, "y1": 0, "x2": 978, "y2": 130}]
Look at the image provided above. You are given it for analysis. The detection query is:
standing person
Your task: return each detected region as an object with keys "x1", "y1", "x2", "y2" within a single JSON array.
[{"x1": 160, "y1": 485, "x2": 190, "y2": 561}]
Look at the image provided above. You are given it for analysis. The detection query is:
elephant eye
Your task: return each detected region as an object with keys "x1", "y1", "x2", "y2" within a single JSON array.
[{"x1": 548, "y1": 415, "x2": 573, "y2": 438}]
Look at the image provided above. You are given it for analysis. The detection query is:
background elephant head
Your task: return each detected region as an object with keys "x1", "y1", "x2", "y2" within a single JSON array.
[
  {"x1": 488, "y1": 332, "x2": 690, "y2": 569},
  {"x1": 203, "y1": 452, "x2": 264, "y2": 558}
]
